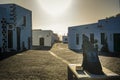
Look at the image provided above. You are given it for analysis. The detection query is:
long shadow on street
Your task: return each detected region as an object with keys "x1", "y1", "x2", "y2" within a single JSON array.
[
  {"x1": 0, "y1": 50, "x2": 27, "y2": 61},
  {"x1": 32, "y1": 46, "x2": 52, "y2": 51},
  {"x1": 71, "y1": 49, "x2": 120, "y2": 58}
]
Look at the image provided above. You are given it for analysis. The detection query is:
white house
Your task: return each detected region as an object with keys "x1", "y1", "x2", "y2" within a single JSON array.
[
  {"x1": 62, "y1": 36, "x2": 68, "y2": 43},
  {"x1": 32, "y1": 30, "x2": 54, "y2": 47},
  {"x1": 53, "y1": 33, "x2": 59, "y2": 42},
  {"x1": 68, "y1": 14, "x2": 120, "y2": 52},
  {"x1": 0, "y1": 4, "x2": 32, "y2": 53}
]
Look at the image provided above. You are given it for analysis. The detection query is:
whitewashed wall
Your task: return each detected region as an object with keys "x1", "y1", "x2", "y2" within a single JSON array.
[
  {"x1": 68, "y1": 16, "x2": 120, "y2": 52},
  {"x1": 0, "y1": 4, "x2": 32, "y2": 53},
  {"x1": 32, "y1": 30, "x2": 53, "y2": 47}
]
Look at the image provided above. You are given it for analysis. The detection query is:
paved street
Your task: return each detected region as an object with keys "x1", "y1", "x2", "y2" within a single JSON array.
[{"x1": 0, "y1": 43, "x2": 120, "y2": 80}]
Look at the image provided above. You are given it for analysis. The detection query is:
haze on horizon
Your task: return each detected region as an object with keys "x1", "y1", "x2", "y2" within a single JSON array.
[{"x1": 0, "y1": 0, "x2": 120, "y2": 35}]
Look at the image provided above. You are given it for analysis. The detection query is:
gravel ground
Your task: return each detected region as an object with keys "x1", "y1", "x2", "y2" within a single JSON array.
[
  {"x1": 51, "y1": 43, "x2": 83, "y2": 64},
  {"x1": 99, "y1": 56, "x2": 120, "y2": 75},
  {"x1": 51, "y1": 43, "x2": 120, "y2": 75},
  {"x1": 0, "y1": 50, "x2": 67, "y2": 80},
  {"x1": 0, "y1": 43, "x2": 120, "y2": 80}
]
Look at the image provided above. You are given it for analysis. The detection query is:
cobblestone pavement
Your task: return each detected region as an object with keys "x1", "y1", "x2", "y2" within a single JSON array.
[{"x1": 0, "y1": 43, "x2": 120, "y2": 80}]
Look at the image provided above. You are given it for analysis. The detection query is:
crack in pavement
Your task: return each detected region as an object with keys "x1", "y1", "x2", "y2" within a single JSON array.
[{"x1": 49, "y1": 51, "x2": 70, "y2": 64}]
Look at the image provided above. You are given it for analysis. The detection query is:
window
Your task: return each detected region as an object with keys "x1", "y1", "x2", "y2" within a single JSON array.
[
  {"x1": 23, "y1": 16, "x2": 26, "y2": 26},
  {"x1": 8, "y1": 30, "x2": 13, "y2": 48},
  {"x1": 65, "y1": 38, "x2": 67, "y2": 41},
  {"x1": 10, "y1": 18, "x2": 14, "y2": 20},
  {"x1": 90, "y1": 33, "x2": 94, "y2": 43},
  {"x1": 101, "y1": 33, "x2": 105, "y2": 44},
  {"x1": 76, "y1": 33, "x2": 79, "y2": 45},
  {"x1": 9, "y1": 24, "x2": 13, "y2": 29}
]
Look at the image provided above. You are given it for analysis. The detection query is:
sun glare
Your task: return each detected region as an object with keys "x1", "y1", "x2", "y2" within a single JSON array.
[{"x1": 39, "y1": 0, "x2": 72, "y2": 16}]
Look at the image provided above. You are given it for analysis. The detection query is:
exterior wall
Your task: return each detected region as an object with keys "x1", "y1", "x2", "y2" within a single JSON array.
[
  {"x1": 98, "y1": 16, "x2": 120, "y2": 52},
  {"x1": 68, "y1": 15, "x2": 120, "y2": 52},
  {"x1": 15, "y1": 5, "x2": 32, "y2": 50},
  {"x1": 0, "y1": 7, "x2": 7, "y2": 52},
  {"x1": 68, "y1": 23, "x2": 98, "y2": 50},
  {"x1": 32, "y1": 30, "x2": 53, "y2": 47},
  {"x1": 62, "y1": 36, "x2": 68, "y2": 43},
  {"x1": 53, "y1": 33, "x2": 59, "y2": 42},
  {"x1": 51, "y1": 33, "x2": 55, "y2": 45},
  {"x1": 68, "y1": 27, "x2": 78, "y2": 50},
  {"x1": 0, "y1": 4, "x2": 32, "y2": 53}
]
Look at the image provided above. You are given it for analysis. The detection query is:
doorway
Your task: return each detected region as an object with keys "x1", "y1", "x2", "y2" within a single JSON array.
[
  {"x1": 17, "y1": 27, "x2": 21, "y2": 51},
  {"x1": 8, "y1": 30, "x2": 13, "y2": 48},
  {"x1": 114, "y1": 34, "x2": 120, "y2": 52},
  {"x1": 39, "y1": 37, "x2": 44, "y2": 46},
  {"x1": 28, "y1": 37, "x2": 31, "y2": 49}
]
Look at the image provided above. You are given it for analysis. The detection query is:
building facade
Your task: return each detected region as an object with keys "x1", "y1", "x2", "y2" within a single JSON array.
[
  {"x1": 68, "y1": 15, "x2": 120, "y2": 52},
  {"x1": 53, "y1": 33, "x2": 59, "y2": 42},
  {"x1": 62, "y1": 36, "x2": 68, "y2": 43},
  {"x1": 32, "y1": 30, "x2": 54, "y2": 47},
  {"x1": 0, "y1": 4, "x2": 32, "y2": 53}
]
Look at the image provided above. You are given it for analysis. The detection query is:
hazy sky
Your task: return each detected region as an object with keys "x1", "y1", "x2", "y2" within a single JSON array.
[{"x1": 0, "y1": 0, "x2": 120, "y2": 35}]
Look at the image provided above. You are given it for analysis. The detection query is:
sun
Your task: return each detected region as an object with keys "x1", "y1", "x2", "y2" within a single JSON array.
[{"x1": 38, "y1": 0, "x2": 72, "y2": 16}]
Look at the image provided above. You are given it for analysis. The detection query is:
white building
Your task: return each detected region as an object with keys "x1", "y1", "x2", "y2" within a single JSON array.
[
  {"x1": 0, "y1": 4, "x2": 32, "y2": 53},
  {"x1": 62, "y1": 36, "x2": 68, "y2": 43},
  {"x1": 53, "y1": 33, "x2": 59, "y2": 42},
  {"x1": 32, "y1": 30, "x2": 54, "y2": 47},
  {"x1": 68, "y1": 15, "x2": 120, "y2": 52}
]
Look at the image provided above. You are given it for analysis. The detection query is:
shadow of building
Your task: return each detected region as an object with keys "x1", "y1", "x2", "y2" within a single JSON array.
[
  {"x1": 32, "y1": 46, "x2": 52, "y2": 51},
  {"x1": 0, "y1": 50, "x2": 28, "y2": 61}
]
